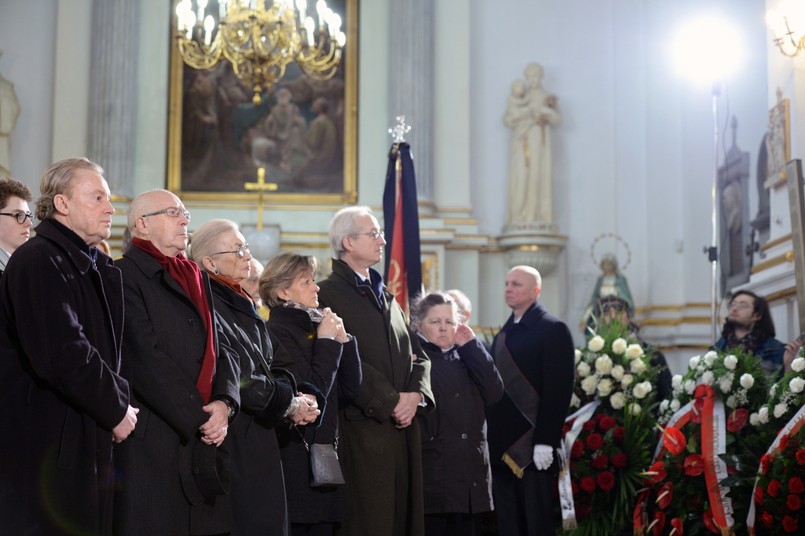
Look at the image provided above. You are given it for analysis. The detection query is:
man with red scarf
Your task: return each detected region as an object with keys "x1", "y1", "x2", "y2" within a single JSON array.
[{"x1": 114, "y1": 189, "x2": 240, "y2": 535}]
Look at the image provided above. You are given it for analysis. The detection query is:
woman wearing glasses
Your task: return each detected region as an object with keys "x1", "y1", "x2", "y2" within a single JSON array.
[
  {"x1": 0, "y1": 177, "x2": 33, "y2": 277},
  {"x1": 261, "y1": 252, "x2": 362, "y2": 536},
  {"x1": 189, "y1": 219, "x2": 320, "y2": 536}
]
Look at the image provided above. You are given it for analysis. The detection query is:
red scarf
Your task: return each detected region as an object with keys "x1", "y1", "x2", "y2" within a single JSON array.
[
  {"x1": 209, "y1": 272, "x2": 252, "y2": 302},
  {"x1": 132, "y1": 237, "x2": 217, "y2": 404}
]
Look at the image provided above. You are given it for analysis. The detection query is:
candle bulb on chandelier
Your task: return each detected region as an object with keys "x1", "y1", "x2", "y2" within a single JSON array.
[
  {"x1": 204, "y1": 15, "x2": 215, "y2": 47},
  {"x1": 296, "y1": 0, "x2": 307, "y2": 27},
  {"x1": 196, "y1": 0, "x2": 207, "y2": 25},
  {"x1": 305, "y1": 17, "x2": 315, "y2": 47}
]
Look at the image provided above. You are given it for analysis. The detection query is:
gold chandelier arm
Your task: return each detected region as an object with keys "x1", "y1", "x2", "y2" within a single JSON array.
[{"x1": 176, "y1": 31, "x2": 223, "y2": 71}]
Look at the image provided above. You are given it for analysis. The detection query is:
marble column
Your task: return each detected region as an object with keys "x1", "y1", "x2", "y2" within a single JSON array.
[
  {"x1": 389, "y1": 0, "x2": 434, "y2": 204},
  {"x1": 87, "y1": 0, "x2": 139, "y2": 198}
]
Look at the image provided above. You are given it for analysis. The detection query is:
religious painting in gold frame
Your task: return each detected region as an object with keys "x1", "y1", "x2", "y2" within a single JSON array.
[
  {"x1": 166, "y1": 0, "x2": 358, "y2": 205},
  {"x1": 764, "y1": 94, "x2": 790, "y2": 189}
]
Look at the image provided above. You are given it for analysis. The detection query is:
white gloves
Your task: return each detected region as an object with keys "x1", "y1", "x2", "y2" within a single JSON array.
[{"x1": 532, "y1": 444, "x2": 553, "y2": 470}]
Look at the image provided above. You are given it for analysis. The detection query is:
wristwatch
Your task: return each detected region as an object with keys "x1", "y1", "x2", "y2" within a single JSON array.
[{"x1": 221, "y1": 398, "x2": 236, "y2": 421}]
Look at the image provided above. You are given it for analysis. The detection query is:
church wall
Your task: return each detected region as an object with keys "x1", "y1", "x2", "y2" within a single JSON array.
[
  {"x1": 1, "y1": 0, "x2": 796, "y2": 372},
  {"x1": 0, "y1": 0, "x2": 58, "y2": 191}
]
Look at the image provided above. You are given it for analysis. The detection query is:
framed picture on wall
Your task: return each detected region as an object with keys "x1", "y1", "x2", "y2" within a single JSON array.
[
  {"x1": 764, "y1": 93, "x2": 790, "y2": 189},
  {"x1": 166, "y1": 0, "x2": 358, "y2": 205}
]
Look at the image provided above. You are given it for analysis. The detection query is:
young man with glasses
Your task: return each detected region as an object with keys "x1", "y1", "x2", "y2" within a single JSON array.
[
  {"x1": 0, "y1": 177, "x2": 33, "y2": 276},
  {"x1": 713, "y1": 290, "x2": 786, "y2": 376}
]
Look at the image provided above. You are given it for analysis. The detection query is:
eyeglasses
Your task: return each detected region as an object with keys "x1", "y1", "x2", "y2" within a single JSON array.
[
  {"x1": 211, "y1": 243, "x2": 250, "y2": 258},
  {"x1": 140, "y1": 206, "x2": 191, "y2": 221},
  {"x1": 353, "y1": 229, "x2": 384, "y2": 240},
  {"x1": 0, "y1": 211, "x2": 34, "y2": 224}
]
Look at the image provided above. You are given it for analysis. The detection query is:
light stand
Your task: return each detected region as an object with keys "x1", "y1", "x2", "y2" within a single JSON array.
[{"x1": 707, "y1": 82, "x2": 721, "y2": 342}]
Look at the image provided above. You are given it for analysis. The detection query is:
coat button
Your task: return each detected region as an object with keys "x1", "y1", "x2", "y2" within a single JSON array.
[
  {"x1": 460, "y1": 433, "x2": 467, "y2": 439},
  {"x1": 453, "y1": 392, "x2": 460, "y2": 398},
  {"x1": 188, "y1": 318, "x2": 195, "y2": 325},
  {"x1": 366, "y1": 408, "x2": 374, "y2": 417}
]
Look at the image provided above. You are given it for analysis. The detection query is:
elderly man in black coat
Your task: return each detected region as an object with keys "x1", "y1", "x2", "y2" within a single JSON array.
[
  {"x1": 487, "y1": 265, "x2": 575, "y2": 536},
  {"x1": 0, "y1": 158, "x2": 138, "y2": 535},
  {"x1": 114, "y1": 189, "x2": 240, "y2": 535}
]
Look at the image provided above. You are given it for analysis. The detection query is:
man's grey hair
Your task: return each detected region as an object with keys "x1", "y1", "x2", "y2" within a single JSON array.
[
  {"x1": 36, "y1": 158, "x2": 103, "y2": 221},
  {"x1": 329, "y1": 205, "x2": 374, "y2": 258}
]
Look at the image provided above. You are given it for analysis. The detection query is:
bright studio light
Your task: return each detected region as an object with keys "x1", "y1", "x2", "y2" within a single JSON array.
[{"x1": 672, "y1": 15, "x2": 743, "y2": 85}]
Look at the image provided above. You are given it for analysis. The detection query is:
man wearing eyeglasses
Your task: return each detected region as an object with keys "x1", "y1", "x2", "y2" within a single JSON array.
[
  {"x1": 713, "y1": 290, "x2": 786, "y2": 376},
  {"x1": 0, "y1": 177, "x2": 33, "y2": 277},
  {"x1": 317, "y1": 205, "x2": 435, "y2": 536},
  {"x1": 0, "y1": 158, "x2": 137, "y2": 535},
  {"x1": 113, "y1": 189, "x2": 240, "y2": 535}
]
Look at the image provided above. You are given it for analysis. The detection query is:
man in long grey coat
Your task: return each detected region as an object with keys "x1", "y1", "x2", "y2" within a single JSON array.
[
  {"x1": 317, "y1": 205, "x2": 434, "y2": 536},
  {"x1": 0, "y1": 158, "x2": 137, "y2": 535}
]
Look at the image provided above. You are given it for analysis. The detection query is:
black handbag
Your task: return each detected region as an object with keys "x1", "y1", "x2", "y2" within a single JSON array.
[
  {"x1": 297, "y1": 428, "x2": 345, "y2": 487},
  {"x1": 309, "y1": 442, "x2": 345, "y2": 487}
]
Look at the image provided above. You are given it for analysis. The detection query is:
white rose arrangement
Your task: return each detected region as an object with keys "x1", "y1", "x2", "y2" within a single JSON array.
[
  {"x1": 658, "y1": 347, "x2": 767, "y2": 424},
  {"x1": 749, "y1": 345, "x2": 805, "y2": 428},
  {"x1": 572, "y1": 327, "x2": 660, "y2": 413}
]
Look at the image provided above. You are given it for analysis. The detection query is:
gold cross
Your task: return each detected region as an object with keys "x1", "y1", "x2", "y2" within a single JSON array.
[{"x1": 244, "y1": 166, "x2": 278, "y2": 231}]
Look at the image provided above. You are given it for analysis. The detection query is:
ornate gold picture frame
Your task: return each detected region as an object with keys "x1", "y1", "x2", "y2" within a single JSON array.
[
  {"x1": 166, "y1": 0, "x2": 358, "y2": 205},
  {"x1": 765, "y1": 95, "x2": 790, "y2": 189}
]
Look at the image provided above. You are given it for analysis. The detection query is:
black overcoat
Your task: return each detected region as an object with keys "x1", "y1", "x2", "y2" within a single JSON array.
[
  {"x1": 487, "y1": 302, "x2": 575, "y2": 465},
  {"x1": 113, "y1": 245, "x2": 240, "y2": 536},
  {"x1": 0, "y1": 219, "x2": 129, "y2": 535},
  {"x1": 317, "y1": 259, "x2": 435, "y2": 536},
  {"x1": 268, "y1": 305, "x2": 362, "y2": 525},
  {"x1": 417, "y1": 337, "x2": 504, "y2": 515},
  {"x1": 209, "y1": 279, "x2": 296, "y2": 536}
]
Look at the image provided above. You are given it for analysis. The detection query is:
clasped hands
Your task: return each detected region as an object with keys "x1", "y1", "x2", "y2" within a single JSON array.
[{"x1": 317, "y1": 307, "x2": 350, "y2": 344}]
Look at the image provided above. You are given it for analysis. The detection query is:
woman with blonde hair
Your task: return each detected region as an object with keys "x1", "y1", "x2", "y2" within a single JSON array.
[{"x1": 262, "y1": 251, "x2": 362, "y2": 536}]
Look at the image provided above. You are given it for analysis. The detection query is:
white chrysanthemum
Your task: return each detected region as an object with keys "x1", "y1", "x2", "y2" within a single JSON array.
[
  {"x1": 670, "y1": 399, "x2": 680, "y2": 412},
  {"x1": 611, "y1": 338, "x2": 628, "y2": 355},
  {"x1": 726, "y1": 395, "x2": 736, "y2": 409},
  {"x1": 595, "y1": 355, "x2": 614, "y2": 375},
  {"x1": 628, "y1": 403, "x2": 642, "y2": 416},
  {"x1": 770, "y1": 384, "x2": 778, "y2": 398},
  {"x1": 621, "y1": 374, "x2": 634, "y2": 388},
  {"x1": 611, "y1": 365, "x2": 625, "y2": 381},
  {"x1": 684, "y1": 379, "x2": 696, "y2": 395},
  {"x1": 700, "y1": 371, "x2": 714, "y2": 386},
  {"x1": 790, "y1": 377, "x2": 805, "y2": 394},
  {"x1": 625, "y1": 344, "x2": 644, "y2": 360},
  {"x1": 574, "y1": 349, "x2": 582, "y2": 365},
  {"x1": 740, "y1": 373, "x2": 755, "y2": 389},
  {"x1": 610, "y1": 392, "x2": 626, "y2": 410},
  {"x1": 633, "y1": 381, "x2": 653, "y2": 399},
  {"x1": 581, "y1": 376, "x2": 598, "y2": 396},
  {"x1": 723, "y1": 355, "x2": 738, "y2": 370},
  {"x1": 758, "y1": 406, "x2": 769, "y2": 424},
  {"x1": 792, "y1": 357, "x2": 805, "y2": 373},
  {"x1": 587, "y1": 335, "x2": 605, "y2": 352},
  {"x1": 749, "y1": 413, "x2": 761, "y2": 426},
  {"x1": 774, "y1": 403, "x2": 789, "y2": 419},
  {"x1": 570, "y1": 393, "x2": 581, "y2": 408},
  {"x1": 630, "y1": 359, "x2": 646, "y2": 374},
  {"x1": 719, "y1": 373, "x2": 734, "y2": 394},
  {"x1": 671, "y1": 374, "x2": 683, "y2": 390},
  {"x1": 597, "y1": 378, "x2": 614, "y2": 397},
  {"x1": 690, "y1": 356, "x2": 701, "y2": 369},
  {"x1": 577, "y1": 361, "x2": 591, "y2": 378},
  {"x1": 659, "y1": 399, "x2": 670, "y2": 413},
  {"x1": 703, "y1": 351, "x2": 717, "y2": 367}
]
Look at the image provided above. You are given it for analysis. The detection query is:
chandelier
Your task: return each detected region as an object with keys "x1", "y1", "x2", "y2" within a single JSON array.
[
  {"x1": 766, "y1": 7, "x2": 805, "y2": 57},
  {"x1": 175, "y1": 0, "x2": 346, "y2": 105}
]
